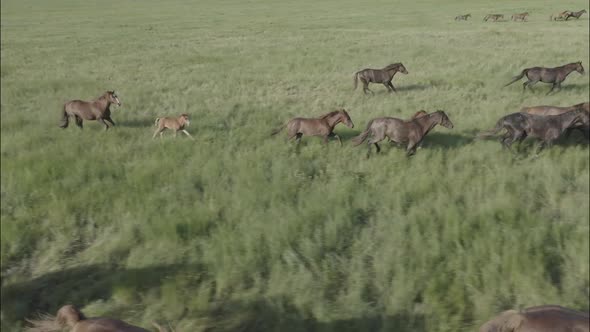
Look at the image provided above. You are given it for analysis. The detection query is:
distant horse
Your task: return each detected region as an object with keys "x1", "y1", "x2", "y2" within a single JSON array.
[
  {"x1": 352, "y1": 110, "x2": 454, "y2": 157},
  {"x1": 479, "y1": 305, "x2": 589, "y2": 332},
  {"x1": 551, "y1": 11, "x2": 571, "y2": 21},
  {"x1": 271, "y1": 109, "x2": 354, "y2": 145},
  {"x1": 504, "y1": 62, "x2": 585, "y2": 94},
  {"x1": 153, "y1": 113, "x2": 194, "y2": 139},
  {"x1": 455, "y1": 14, "x2": 471, "y2": 21},
  {"x1": 478, "y1": 109, "x2": 588, "y2": 152},
  {"x1": 566, "y1": 9, "x2": 587, "y2": 20},
  {"x1": 511, "y1": 12, "x2": 529, "y2": 21},
  {"x1": 25, "y1": 305, "x2": 168, "y2": 332},
  {"x1": 353, "y1": 63, "x2": 408, "y2": 95},
  {"x1": 484, "y1": 14, "x2": 504, "y2": 21},
  {"x1": 60, "y1": 91, "x2": 121, "y2": 130}
]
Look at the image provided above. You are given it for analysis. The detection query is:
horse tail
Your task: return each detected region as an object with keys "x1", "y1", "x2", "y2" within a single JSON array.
[
  {"x1": 504, "y1": 68, "x2": 528, "y2": 87},
  {"x1": 59, "y1": 104, "x2": 69, "y2": 128},
  {"x1": 154, "y1": 118, "x2": 161, "y2": 127},
  {"x1": 353, "y1": 72, "x2": 359, "y2": 90},
  {"x1": 270, "y1": 123, "x2": 287, "y2": 136},
  {"x1": 477, "y1": 118, "x2": 505, "y2": 138},
  {"x1": 351, "y1": 120, "x2": 374, "y2": 146}
]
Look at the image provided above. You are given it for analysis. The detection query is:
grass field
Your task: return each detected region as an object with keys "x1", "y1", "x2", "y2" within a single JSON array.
[{"x1": 1, "y1": 0, "x2": 589, "y2": 331}]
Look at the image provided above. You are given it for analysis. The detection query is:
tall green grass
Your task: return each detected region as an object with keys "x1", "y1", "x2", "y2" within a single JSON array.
[{"x1": 1, "y1": 0, "x2": 589, "y2": 331}]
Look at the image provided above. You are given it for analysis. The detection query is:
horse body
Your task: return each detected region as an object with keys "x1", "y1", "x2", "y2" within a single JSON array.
[
  {"x1": 455, "y1": 14, "x2": 471, "y2": 20},
  {"x1": 60, "y1": 91, "x2": 121, "y2": 130},
  {"x1": 511, "y1": 12, "x2": 529, "y2": 21},
  {"x1": 352, "y1": 110, "x2": 453, "y2": 156},
  {"x1": 353, "y1": 63, "x2": 408, "y2": 95},
  {"x1": 566, "y1": 9, "x2": 587, "y2": 19},
  {"x1": 25, "y1": 305, "x2": 166, "y2": 332},
  {"x1": 484, "y1": 14, "x2": 503, "y2": 21},
  {"x1": 505, "y1": 62, "x2": 585, "y2": 94},
  {"x1": 271, "y1": 109, "x2": 354, "y2": 145},
  {"x1": 551, "y1": 11, "x2": 571, "y2": 20},
  {"x1": 520, "y1": 102, "x2": 589, "y2": 116},
  {"x1": 480, "y1": 305, "x2": 589, "y2": 332},
  {"x1": 153, "y1": 113, "x2": 193, "y2": 139}
]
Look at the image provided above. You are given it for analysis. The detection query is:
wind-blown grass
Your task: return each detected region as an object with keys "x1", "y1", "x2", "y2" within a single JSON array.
[{"x1": 1, "y1": 0, "x2": 589, "y2": 331}]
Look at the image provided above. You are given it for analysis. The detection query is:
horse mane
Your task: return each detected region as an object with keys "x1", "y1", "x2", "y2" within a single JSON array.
[
  {"x1": 25, "y1": 305, "x2": 86, "y2": 332},
  {"x1": 319, "y1": 110, "x2": 342, "y2": 119},
  {"x1": 383, "y1": 63, "x2": 402, "y2": 70}
]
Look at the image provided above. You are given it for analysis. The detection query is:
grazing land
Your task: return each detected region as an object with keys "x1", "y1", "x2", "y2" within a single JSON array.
[{"x1": 1, "y1": 0, "x2": 589, "y2": 331}]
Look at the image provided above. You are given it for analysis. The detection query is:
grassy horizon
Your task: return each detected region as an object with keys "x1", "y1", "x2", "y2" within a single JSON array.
[{"x1": 1, "y1": 0, "x2": 589, "y2": 331}]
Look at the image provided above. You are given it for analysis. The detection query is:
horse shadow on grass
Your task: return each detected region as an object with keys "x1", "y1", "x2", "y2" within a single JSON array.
[
  {"x1": 120, "y1": 118, "x2": 157, "y2": 129},
  {"x1": 420, "y1": 132, "x2": 474, "y2": 149},
  {"x1": 1, "y1": 263, "x2": 204, "y2": 326}
]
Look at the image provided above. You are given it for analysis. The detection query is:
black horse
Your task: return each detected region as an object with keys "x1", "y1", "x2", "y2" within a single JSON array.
[{"x1": 505, "y1": 62, "x2": 585, "y2": 94}]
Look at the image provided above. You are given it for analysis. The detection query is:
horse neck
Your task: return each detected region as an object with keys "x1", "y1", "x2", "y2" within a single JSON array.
[
  {"x1": 415, "y1": 114, "x2": 440, "y2": 135},
  {"x1": 325, "y1": 114, "x2": 343, "y2": 128},
  {"x1": 385, "y1": 67, "x2": 399, "y2": 77},
  {"x1": 561, "y1": 64, "x2": 579, "y2": 75},
  {"x1": 94, "y1": 96, "x2": 111, "y2": 109}
]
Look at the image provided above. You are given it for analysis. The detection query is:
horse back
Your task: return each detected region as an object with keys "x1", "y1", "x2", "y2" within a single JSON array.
[{"x1": 64, "y1": 100, "x2": 104, "y2": 120}]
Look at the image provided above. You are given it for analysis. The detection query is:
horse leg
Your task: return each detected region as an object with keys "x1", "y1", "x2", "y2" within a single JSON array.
[
  {"x1": 329, "y1": 132, "x2": 342, "y2": 146},
  {"x1": 75, "y1": 116, "x2": 83, "y2": 129},
  {"x1": 387, "y1": 81, "x2": 397, "y2": 93},
  {"x1": 182, "y1": 130, "x2": 195, "y2": 140},
  {"x1": 546, "y1": 83, "x2": 557, "y2": 95},
  {"x1": 98, "y1": 118, "x2": 110, "y2": 131},
  {"x1": 295, "y1": 133, "x2": 303, "y2": 145},
  {"x1": 105, "y1": 116, "x2": 115, "y2": 127},
  {"x1": 153, "y1": 128, "x2": 164, "y2": 139},
  {"x1": 383, "y1": 83, "x2": 392, "y2": 93},
  {"x1": 362, "y1": 80, "x2": 373, "y2": 95}
]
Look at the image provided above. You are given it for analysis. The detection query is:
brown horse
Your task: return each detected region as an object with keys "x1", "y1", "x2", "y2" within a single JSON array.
[
  {"x1": 521, "y1": 102, "x2": 590, "y2": 139},
  {"x1": 484, "y1": 14, "x2": 504, "y2": 21},
  {"x1": 25, "y1": 305, "x2": 168, "y2": 332},
  {"x1": 153, "y1": 113, "x2": 193, "y2": 139},
  {"x1": 455, "y1": 14, "x2": 471, "y2": 21},
  {"x1": 352, "y1": 110, "x2": 454, "y2": 157},
  {"x1": 410, "y1": 110, "x2": 428, "y2": 119},
  {"x1": 60, "y1": 91, "x2": 121, "y2": 130},
  {"x1": 271, "y1": 109, "x2": 354, "y2": 145},
  {"x1": 479, "y1": 305, "x2": 589, "y2": 332},
  {"x1": 511, "y1": 12, "x2": 529, "y2": 21},
  {"x1": 551, "y1": 11, "x2": 571, "y2": 21},
  {"x1": 505, "y1": 62, "x2": 585, "y2": 94},
  {"x1": 478, "y1": 109, "x2": 588, "y2": 152},
  {"x1": 566, "y1": 9, "x2": 587, "y2": 20},
  {"x1": 353, "y1": 63, "x2": 408, "y2": 95}
]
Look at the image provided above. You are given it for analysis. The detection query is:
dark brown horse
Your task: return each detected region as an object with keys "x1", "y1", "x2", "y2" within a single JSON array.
[
  {"x1": 60, "y1": 91, "x2": 121, "y2": 130},
  {"x1": 352, "y1": 110, "x2": 454, "y2": 157},
  {"x1": 271, "y1": 109, "x2": 354, "y2": 145},
  {"x1": 478, "y1": 109, "x2": 588, "y2": 152},
  {"x1": 520, "y1": 101, "x2": 589, "y2": 115},
  {"x1": 353, "y1": 63, "x2": 408, "y2": 95},
  {"x1": 484, "y1": 14, "x2": 504, "y2": 21},
  {"x1": 505, "y1": 62, "x2": 585, "y2": 94},
  {"x1": 566, "y1": 9, "x2": 587, "y2": 20},
  {"x1": 479, "y1": 305, "x2": 589, "y2": 332},
  {"x1": 25, "y1": 305, "x2": 167, "y2": 332},
  {"x1": 455, "y1": 14, "x2": 471, "y2": 21},
  {"x1": 511, "y1": 12, "x2": 529, "y2": 21}
]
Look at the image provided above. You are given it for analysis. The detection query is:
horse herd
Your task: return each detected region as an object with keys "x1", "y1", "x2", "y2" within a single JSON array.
[
  {"x1": 454, "y1": 9, "x2": 587, "y2": 21},
  {"x1": 59, "y1": 60, "x2": 588, "y2": 157}
]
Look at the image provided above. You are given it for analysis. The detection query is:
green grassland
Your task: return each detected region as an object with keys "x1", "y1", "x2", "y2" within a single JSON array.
[{"x1": 1, "y1": 0, "x2": 589, "y2": 331}]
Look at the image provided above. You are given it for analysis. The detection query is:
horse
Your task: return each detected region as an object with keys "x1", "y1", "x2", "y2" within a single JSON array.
[
  {"x1": 511, "y1": 12, "x2": 529, "y2": 21},
  {"x1": 504, "y1": 62, "x2": 585, "y2": 94},
  {"x1": 479, "y1": 305, "x2": 589, "y2": 332},
  {"x1": 153, "y1": 113, "x2": 194, "y2": 139},
  {"x1": 25, "y1": 305, "x2": 168, "y2": 332},
  {"x1": 521, "y1": 102, "x2": 590, "y2": 139},
  {"x1": 478, "y1": 109, "x2": 588, "y2": 153},
  {"x1": 60, "y1": 91, "x2": 121, "y2": 130},
  {"x1": 271, "y1": 109, "x2": 354, "y2": 146},
  {"x1": 455, "y1": 14, "x2": 471, "y2": 21},
  {"x1": 353, "y1": 63, "x2": 408, "y2": 95},
  {"x1": 566, "y1": 9, "x2": 587, "y2": 20},
  {"x1": 551, "y1": 11, "x2": 571, "y2": 21},
  {"x1": 484, "y1": 14, "x2": 504, "y2": 21},
  {"x1": 352, "y1": 110, "x2": 454, "y2": 157},
  {"x1": 410, "y1": 110, "x2": 428, "y2": 119}
]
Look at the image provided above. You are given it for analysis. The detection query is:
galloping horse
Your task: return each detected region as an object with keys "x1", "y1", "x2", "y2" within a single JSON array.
[
  {"x1": 511, "y1": 12, "x2": 529, "y2": 21},
  {"x1": 455, "y1": 14, "x2": 471, "y2": 21},
  {"x1": 353, "y1": 63, "x2": 408, "y2": 95},
  {"x1": 352, "y1": 110, "x2": 454, "y2": 157},
  {"x1": 60, "y1": 91, "x2": 121, "y2": 130},
  {"x1": 566, "y1": 9, "x2": 587, "y2": 20},
  {"x1": 479, "y1": 305, "x2": 589, "y2": 332},
  {"x1": 478, "y1": 109, "x2": 588, "y2": 152},
  {"x1": 484, "y1": 14, "x2": 504, "y2": 21},
  {"x1": 505, "y1": 62, "x2": 585, "y2": 94},
  {"x1": 25, "y1": 305, "x2": 168, "y2": 332},
  {"x1": 271, "y1": 109, "x2": 354, "y2": 145}
]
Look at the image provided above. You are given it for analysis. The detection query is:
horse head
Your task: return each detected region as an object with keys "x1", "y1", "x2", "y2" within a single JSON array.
[
  {"x1": 338, "y1": 109, "x2": 354, "y2": 128},
  {"x1": 435, "y1": 110, "x2": 454, "y2": 129},
  {"x1": 106, "y1": 90, "x2": 122, "y2": 106},
  {"x1": 575, "y1": 61, "x2": 585, "y2": 75}
]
